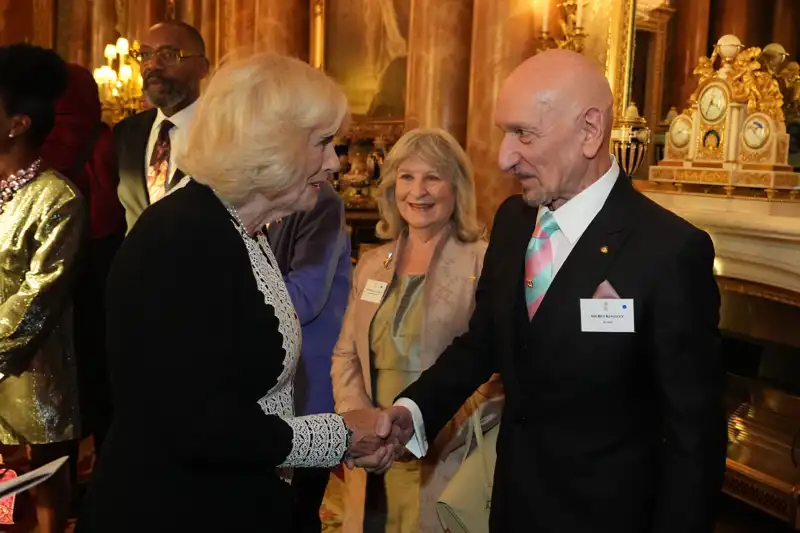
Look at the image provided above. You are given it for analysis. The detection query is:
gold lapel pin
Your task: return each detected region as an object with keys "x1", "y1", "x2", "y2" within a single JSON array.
[
  {"x1": 383, "y1": 252, "x2": 394, "y2": 269},
  {"x1": 600, "y1": 245, "x2": 609, "y2": 254},
  {"x1": 526, "y1": 280, "x2": 533, "y2": 288}
]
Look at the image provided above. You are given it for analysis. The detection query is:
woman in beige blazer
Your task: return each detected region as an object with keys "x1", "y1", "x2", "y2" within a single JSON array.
[{"x1": 331, "y1": 128, "x2": 503, "y2": 533}]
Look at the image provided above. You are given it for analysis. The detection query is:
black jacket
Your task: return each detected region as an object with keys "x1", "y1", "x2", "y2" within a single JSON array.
[
  {"x1": 401, "y1": 174, "x2": 727, "y2": 533},
  {"x1": 78, "y1": 180, "x2": 298, "y2": 532}
]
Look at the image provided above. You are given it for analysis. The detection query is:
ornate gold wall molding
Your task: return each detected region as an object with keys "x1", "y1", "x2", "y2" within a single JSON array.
[
  {"x1": 309, "y1": 0, "x2": 324, "y2": 69},
  {"x1": 717, "y1": 276, "x2": 800, "y2": 309},
  {"x1": 604, "y1": 0, "x2": 636, "y2": 122}
]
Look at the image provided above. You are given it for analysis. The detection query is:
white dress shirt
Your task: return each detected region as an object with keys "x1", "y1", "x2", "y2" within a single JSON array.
[
  {"x1": 397, "y1": 157, "x2": 621, "y2": 458},
  {"x1": 144, "y1": 100, "x2": 198, "y2": 187}
]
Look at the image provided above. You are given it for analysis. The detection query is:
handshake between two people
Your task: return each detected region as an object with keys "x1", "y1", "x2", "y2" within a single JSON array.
[{"x1": 340, "y1": 406, "x2": 415, "y2": 475}]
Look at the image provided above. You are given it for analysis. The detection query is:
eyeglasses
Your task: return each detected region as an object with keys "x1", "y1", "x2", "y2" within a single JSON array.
[{"x1": 131, "y1": 47, "x2": 203, "y2": 66}]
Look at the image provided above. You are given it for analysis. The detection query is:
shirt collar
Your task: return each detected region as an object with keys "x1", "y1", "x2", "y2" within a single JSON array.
[
  {"x1": 154, "y1": 98, "x2": 198, "y2": 131},
  {"x1": 537, "y1": 156, "x2": 620, "y2": 245}
]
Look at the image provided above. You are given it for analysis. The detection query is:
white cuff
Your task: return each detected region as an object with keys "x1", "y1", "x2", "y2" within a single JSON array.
[
  {"x1": 393, "y1": 397, "x2": 428, "y2": 458},
  {"x1": 279, "y1": 413, "x2": 349, "y2": 468}
]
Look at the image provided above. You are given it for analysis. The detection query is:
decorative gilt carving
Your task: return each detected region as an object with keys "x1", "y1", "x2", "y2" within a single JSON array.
[
  {"x1": 696, "y1": 122, "x2": 726, "y2": 161},
  {"x1": 674, "y1": 169, "x2": 728, "y2": 184},
  {"x1": 688, "y1": 46, "x2": 785, "y2": 123},
  {"x1": 731, "y1": 171, "x2": 771, "y2": 187},
  {"x1": 740, "y1": 144, "x2": 773, "y2": 163},
  {"x1": 777, "y1": 61, "x2": 800, "y2": 122},
  {"x1": 690, "y1": 50, "x2": 719, "y2": 109}
]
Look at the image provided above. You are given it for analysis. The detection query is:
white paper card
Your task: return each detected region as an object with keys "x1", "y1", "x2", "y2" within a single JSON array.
[
  {"x1": 0, "y1": 456, "x2": 69, "y2": 500},
  {"x1": 361, "y1": 279, "x2": 388, "y2": 304},
  {"x1": 579, "y1": 298, "x2": 635, "y2": 333}
]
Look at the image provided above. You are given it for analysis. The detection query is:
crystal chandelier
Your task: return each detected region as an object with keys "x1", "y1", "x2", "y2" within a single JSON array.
[{"x1": 92, "y1": 37, "x2": 145, "y2": 125}]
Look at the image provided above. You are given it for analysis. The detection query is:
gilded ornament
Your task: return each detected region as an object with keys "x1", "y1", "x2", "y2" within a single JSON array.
[
  {"x1": 674, "y1": 169, "x2": 729, "y2": 184},
  {"x1": 740, "y1": 149, "x2": 771, "y2": 163},
  {"x1": 731, "y1": 171, "x2": 770, "y2": 187},
  {"x1": 777, "y1": 61, "x2": 800, "y2": 121},
  {"x1": 696, "y1": 123, "x2": 725, "y2": 161},
  {"x1": 691, "y1": 51, "x2": 719, "y2": 105}
]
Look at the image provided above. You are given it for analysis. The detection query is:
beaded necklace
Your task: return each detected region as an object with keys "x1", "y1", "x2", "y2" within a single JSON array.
[{"x1": 0, "y1": 158, "x2": 43, "y2": 215}]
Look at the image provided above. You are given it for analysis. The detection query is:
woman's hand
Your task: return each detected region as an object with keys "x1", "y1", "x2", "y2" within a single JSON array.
[{"x1": 340, "y1": 409, "x2": 396, "y2": 474}]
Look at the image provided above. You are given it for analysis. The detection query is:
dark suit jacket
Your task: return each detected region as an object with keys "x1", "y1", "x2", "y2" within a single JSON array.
[
  {"x1": 114, "y1": 109, "x2": 185, "y2": 232},
  {"x1": 77, "y1": 180, "x2": 297, "y2": 532},
  {"x1": 401, "y1": 174, "x2": 726, "y2": 533}
]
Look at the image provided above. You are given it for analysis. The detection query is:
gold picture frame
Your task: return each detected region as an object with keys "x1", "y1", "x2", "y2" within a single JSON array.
[{"x1": 309, "y1": 0, "x2": 405, "y2": 143}]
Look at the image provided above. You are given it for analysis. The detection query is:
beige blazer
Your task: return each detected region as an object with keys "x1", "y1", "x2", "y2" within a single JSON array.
[{"x1": 331, "y1": 226, "x2": 504, "y2": 532}]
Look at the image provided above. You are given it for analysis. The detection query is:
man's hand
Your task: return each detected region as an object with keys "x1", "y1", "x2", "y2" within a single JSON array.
[
  {"x1": 339, "y1": 406, "x2": 416, "y2": 474},
  {"x1": 377, "y1": 405, "x2": 414, "y2": 456},
  {"x1": 340, "y1": 409, "x2": 395, "y2": 473}
]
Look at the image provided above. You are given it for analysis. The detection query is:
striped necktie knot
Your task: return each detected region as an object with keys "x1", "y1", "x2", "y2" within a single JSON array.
[{"x1": 534, "y1": 211, "x2": 559, "y2": 239}]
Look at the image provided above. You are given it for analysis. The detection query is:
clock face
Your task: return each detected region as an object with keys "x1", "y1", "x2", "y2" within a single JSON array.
[
  {"x1": 669, "y1": 116, "x2": 692, "y2": 148},
  {"x1": 743, "y1": 117, "x2": 770, "y2": 150},
  {"x1": 699, "y1": 86, "x2": 728, "y2": 122}
]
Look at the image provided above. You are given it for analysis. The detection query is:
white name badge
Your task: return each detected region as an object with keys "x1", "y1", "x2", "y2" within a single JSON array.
[
  {"x1": 579, "y1": 298, "x2": 635, "y2": 333},
  {"x1": 361, "y1": 279, "x2": 388, "y2": 303}
]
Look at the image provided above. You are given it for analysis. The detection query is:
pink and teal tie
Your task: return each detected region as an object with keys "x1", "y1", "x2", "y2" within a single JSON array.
[{"x1": 525, "y1": 211, "x2": 560, "y2": 320}]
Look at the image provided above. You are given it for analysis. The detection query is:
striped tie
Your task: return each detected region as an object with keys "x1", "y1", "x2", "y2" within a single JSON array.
[{"x1": 524, "y1": 211, "x2": 560, "y2": 320}]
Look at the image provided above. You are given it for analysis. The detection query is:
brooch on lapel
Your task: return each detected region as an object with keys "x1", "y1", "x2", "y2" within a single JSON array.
[
  {"x1": 383, "y1": 252, "x2": 393, "y2": 269},
  {"x1": 600, "y1": 245, "x2": 609, "y2": 254}
]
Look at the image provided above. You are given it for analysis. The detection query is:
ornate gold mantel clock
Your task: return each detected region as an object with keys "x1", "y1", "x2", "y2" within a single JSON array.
[{"x1": 650, "y1": 35, "x2": 800, "y2": 198}]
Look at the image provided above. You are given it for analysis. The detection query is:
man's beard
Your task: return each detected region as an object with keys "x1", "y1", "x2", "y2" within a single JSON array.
[
  {"x1": 144, "y1": 76, "x2": 189, "y2": 110},
  {"x1": 517, "y1": 174, "x2": 547, "y2": 207},
  {"x1": 521, "y1": 188, "x2": 546, "y2": 208}
]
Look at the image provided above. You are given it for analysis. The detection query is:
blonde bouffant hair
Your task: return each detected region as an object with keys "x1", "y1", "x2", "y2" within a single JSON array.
[
  {"x1": 376, "y1": 128, "x2": 483, "y2": 243},
  {"x1": 178, "y1": 51, "x2": 349, "y2": 206}
]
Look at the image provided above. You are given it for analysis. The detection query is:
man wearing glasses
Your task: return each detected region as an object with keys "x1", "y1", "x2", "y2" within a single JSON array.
[{"x1": 115, "y1": 21, "x2": 209, "y2": 232}]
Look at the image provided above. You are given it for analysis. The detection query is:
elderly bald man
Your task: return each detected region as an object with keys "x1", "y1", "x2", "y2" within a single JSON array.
[{"x1": 379, "y1": 50, "x2": 726, "y2": 532}]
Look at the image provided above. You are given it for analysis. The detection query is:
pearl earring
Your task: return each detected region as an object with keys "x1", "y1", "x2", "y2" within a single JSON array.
[{"x1": 7, "y1": 134, "x2": 12, "y2": 139}]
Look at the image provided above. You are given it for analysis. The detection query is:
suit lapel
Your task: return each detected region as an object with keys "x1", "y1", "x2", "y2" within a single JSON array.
[
  {"x1": 529, "y1": 175, "x2": 636, "y2": 347},
  {"x1": 493, "y1": 201, "x2": 537, "y2": 410},
  {"x1": 134, "y1": 110, "x2": 156, "y2": 204},
  {"x1": 502, "y1": 202, "x2": 539, "y2": 332}
]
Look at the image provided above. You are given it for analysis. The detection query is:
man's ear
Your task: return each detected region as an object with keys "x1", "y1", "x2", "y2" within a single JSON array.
[
  {"x1": 581, "y1": 107, "x2": 605, "y2": 158},
  {"x1": 199, "y1": 57, "x2": 211, "y2": 80}
]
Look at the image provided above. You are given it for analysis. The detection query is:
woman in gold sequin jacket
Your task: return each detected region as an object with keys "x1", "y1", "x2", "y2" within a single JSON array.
[{"x1": 0, "y1": 44, "x2": 87, "y2": 533}]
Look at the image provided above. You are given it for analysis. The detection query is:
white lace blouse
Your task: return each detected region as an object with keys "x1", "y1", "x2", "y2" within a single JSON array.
[{"x1": 229, "y1": 216, "x2": 349, "y2": 469}]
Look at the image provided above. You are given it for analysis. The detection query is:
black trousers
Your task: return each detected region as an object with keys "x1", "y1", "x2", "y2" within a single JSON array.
[{"x1": 291, "y1": 467, "x2": 331, "y2": 533}]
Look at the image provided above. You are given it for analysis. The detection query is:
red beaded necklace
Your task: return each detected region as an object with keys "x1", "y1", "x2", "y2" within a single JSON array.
[{"x1": 0, "y1": 158, "x2": 43, "y2": 215}]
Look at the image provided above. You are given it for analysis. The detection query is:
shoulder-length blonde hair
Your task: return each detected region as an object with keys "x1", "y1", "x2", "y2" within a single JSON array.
[
  {"x1": 178, "y1": 51, "x2": 349, "y2": 206},
  {"x1": 376, "y1": 128, "x2": 483, "y2": 243}
]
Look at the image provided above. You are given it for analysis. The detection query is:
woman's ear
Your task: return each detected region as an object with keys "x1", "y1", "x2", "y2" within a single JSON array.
[{"x1": 7, "y1": 114, "x2": 31, "y2": 139}]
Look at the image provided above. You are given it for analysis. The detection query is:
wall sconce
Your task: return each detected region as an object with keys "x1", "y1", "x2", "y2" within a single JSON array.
[
  {"x1": 93, "y1": 37, "x2": 144, "y2": 124},
  {"x1": 536, "y1": 0, "x2": 587, "y2": 54}
]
